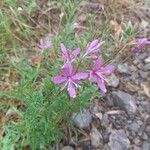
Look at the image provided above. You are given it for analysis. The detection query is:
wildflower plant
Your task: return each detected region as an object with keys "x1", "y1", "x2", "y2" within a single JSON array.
[
  {"x1": 52, "y1": 39, "x2": 115, "y2": 98},
  {"x1": 1, "y1": 0, "x2": 149, "y2": 149}
]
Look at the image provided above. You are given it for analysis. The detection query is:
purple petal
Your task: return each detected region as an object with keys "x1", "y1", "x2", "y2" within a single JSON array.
[
  {"x1": 132, "y1": 38, "x2": 150, "y2": 53},
  {"x1": 67, "y1": 82, "x2": 76, "y2": 98},
  {"x1": 61, "y1": 63, "x2": 73, "y2": 76},
  {"x1": 52, "y1": 76, "x2": 66, "y2": 84},
  {"x1": 72, "y1": 48, "x2": 81, "y2": 58},
  {"x1": 72, "y1": 72, "x2": 88, "y2": 80},
  {"x1": 93, "y1": 58, "x2": 103, "y2": 71},
  {"x1": 39, "y1": 39, "x2": 44, "y2": 49},
  {"x1": 87, "y1": 39, "x2": 99, "y2": 53},
  {"x1": 61, "y1": 43, "x2": 68, "y2": 57},
  {"x1": 96, "y1": 77, "x2": 107, "y2": 93},
  {"x1": 100, "y1": 64, "x2": 115, "y2": 74},
  {"x1": 87, "y1": 40, "x2": 104, "y2": 54}
]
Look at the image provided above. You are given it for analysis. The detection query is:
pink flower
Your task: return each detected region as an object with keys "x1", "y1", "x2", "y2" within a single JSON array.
[
  {"x1": 132, "y1": 38, "x2": 150, "y2": 53},
  {"x1": 89, "y1": 58, "x2": 115, "y2": 93},
  {"x1": 38, "y1": 39, "x2": 52, "y2": 50},
  {"x1": 61, "y1": 43, "x2": 80, "y2": 62},
  {"x1": 52, "y1": 63, "x2": 88, "y2": 98},
  {"x1": 93, "y1": 3, "x2": 104, "y2": 11},
  {"x1": 86, "y1": 39, "x2": 105, "y2": 55}
]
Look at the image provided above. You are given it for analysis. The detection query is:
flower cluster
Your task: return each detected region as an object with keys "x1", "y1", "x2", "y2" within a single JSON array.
[
  {"x1": 37, "y1": 36, "x2": 150, "y2": 98},
  {"x1": 52, "y1": 39, "x2": 115, "y2": 98}
]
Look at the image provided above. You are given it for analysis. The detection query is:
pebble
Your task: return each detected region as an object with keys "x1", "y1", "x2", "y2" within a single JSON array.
[
  {"x1": 112, "y1": 90, "x2": 137, "y2": 116},
  {"x1": 144, "y1": 57, "x2": 150, "y2": 63},
  {"x1": 142, "y1": 132, "x2": 148, "y2": 140},
  {"x1": 141, "y1": 142, "x2": 150, "y2": 150},
  {"x1": 138, "y1": 52, "x2": 147, "y2": 60},
  {"x1": 129, "y1": 122, "x2": 140, "y2": 133},
  {"x1": 108, "y1": 129, "x2": 130, "y2": 150},
  {"x1": 133, "y1": 146, "x2": 141, "y2": 150},
  {"x1": 143, "y1": 63, "x2": 150, "y2": 71},
  {"x1": 117, "y1": 64, "x2": 131, "y2": 74},
  {"x1": 139, "y1": 71, "x2": 148, "y2": 79},
  {"x1": 72, "y1": 112, "x2": 92, "y2": 129},
  {"x1": 106, "y1": 73, "x2": 119, "y2": 88},
  {"x1": 101, "y1": 114, "x2": 109, "y2": 127},
  {"x1": 62, "y1": 146, "x2": 74, "y2": 150},
  {"x1": 90, "y1": 127, "x2": 103, "y2": 147}
]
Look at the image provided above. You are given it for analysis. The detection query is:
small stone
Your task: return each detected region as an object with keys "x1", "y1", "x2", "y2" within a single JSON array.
[
  {"x1": 117, "y1": 64, "x2": 131, "y2": 74},
  {"x1": 140, "y1": 20, "x2": 149, "y2": 29},
  {"x1": 108, "y1": 129, "x2": 130, "y2": 150},
  {"x1": 101, "y1": 114, "x2": 109, "y2": 127},
  {"x1": 133, "y1": 137, "x2": 141, "y2": 145},
  {"x1": 146, "y1": 125, "x2": 150, "y2": 136},
  {"x1": 62, "y1": 146, "x2": 74, "y2": 150},
  {"x1": 90, "y1": 127, "x2": 103, "y2": 147},
  {"x1": 141, "y1": 142, "x2": 150, "y2": 150},
  {"x1": 112, "y1": 91, "x2": 137, "y2": 116},
  {"x1": 72, "y1": 112, "x2": 92, "y2": 129},
  {"x1": 103, "y1": 144, "x2": 111, "y2": 150},
  {"x1": 144, "y1": 57, "x2": 150, "y2": 63},
  {"x1": 133, "y1": 146, "x2": 141, "y2": 150},
  {"x1": 129, "y1": 122, "x2": 140, "y2": 133},
  {"x1": 138, "y1": 52, "x2": 147, "y2": 60},
  {"x1": 143, "y1": 63, "x2": 150, "y2": 71},
  {"x1": 102, "y1": 131, "x2": 110, "y2": 143},
  {"x1": 139, "y1": 71, "x2": 148, "y2": 79},
  {"x1": 142, "y1": 132, "x2": 148, "y2": 140},
  {"x1": 106, "y1": 73, "x2": 119, "y2": 88}
]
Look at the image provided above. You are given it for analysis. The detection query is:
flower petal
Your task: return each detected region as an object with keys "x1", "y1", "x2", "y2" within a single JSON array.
[
  {"x1": 100, "y1": 64, "x2": 115, "y2": 74},
  {"x1": 93, "y1": 58, "x2": 103, "y2": 71},
  {"x1": 52, "y1": 76, "x2": 66, "y2": 84},
  {"x1": 87, "y1": 40, "x2": 104, "y2": 55},
  {"x1": 72, "y1": 72, "x2": 88, "y2": 80},
  {"x1": 72, "y1": 48, "x2": 80, "y2": 58},
  {"x1": 39, "y1": 39, "x2": 44, "y2": 49},
  {"x1": 67, "y1": 82, "x2": 76, "y2": 98},
  {"x1": 61, "y1": 63, "x2": 73, "y2": 76},
  {"x1": 61, "y1": 43, "x2": 68, "y2": 57},
  {"x1": 132, "y1": 38, "x2": 150, "y2": 53},
  {"x1": 96, "y1": 77, "x2": 107, "y2": 93}
]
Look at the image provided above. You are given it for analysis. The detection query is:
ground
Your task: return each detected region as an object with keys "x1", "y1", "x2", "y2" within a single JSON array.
[{"x1": 0, "y1": 0, "x2": 150, "y2": 150}]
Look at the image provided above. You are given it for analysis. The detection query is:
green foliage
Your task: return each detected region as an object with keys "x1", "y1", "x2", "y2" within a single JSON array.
[
  {"x1": 0, "y1": 0, "x2": 137, "y2": 149},
  {"x1": 0, "y1": 63, "x2": 97, "y2": 149}
]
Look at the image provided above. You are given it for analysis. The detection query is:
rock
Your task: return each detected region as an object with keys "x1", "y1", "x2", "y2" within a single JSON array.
[
  {"x1": 133, "y1": 137, "x2": 141, "y2": 145},
  {"x1": 108, "y1": 129, "x2": 130, "y2": 150},
  {"x1": 144, "y1": 57, "x2": 150, "y2": 63},
  {"x1": 106, "y1": 73, "x2": 119, "y2": 88},
  {"x1": 146, "y1": 125, "x2": 150, "y2": 136},
  {"x1": 101, "y1": 114, "x2": 109, "y2": 127},
  {"x1": 139, "y1": 71, "x2": 149, "y2": 79},
  {"x1": 138, "y1": 101, "x2": 150, "y2": 114},
  {"x1": 102, "y1": 131, "x2": 110, "y2": 143},
  {"x1": 72, "y1": 112, "x2": 92, "y2": 129},
  {"x1": 141, "y1": 142, "x2": 150, "y2": 150},
  {"x1": 90, "y1": 127, "x2": 103, "y2": 147},
  {"x1": 138, "y1": 52, "x2": 147, "y2": 60},
  {"x1": 142, "y1": 132, "x2": 148, "y2": 140},
  {"x1": 129, "y1": 122, "x2": 140, "y2": 133},
  {"x1": 133, "y1": 146, "x2": 141, "y2": 150},
  {"x1": 117, "y1": 64, "x2": 131, "y2": 74},
  {"x1": 112, "y1": 91, "x2": 137, "y2": 116},
  {"x1": 103, "y1": 144, "x2": 111, "y2": 150},
  {"x1": 143, "y1": 63, "x2": 150, "y2": 71},
  {"x1": 62, "y1": 146, "x2": 74, "y2": 150}
]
